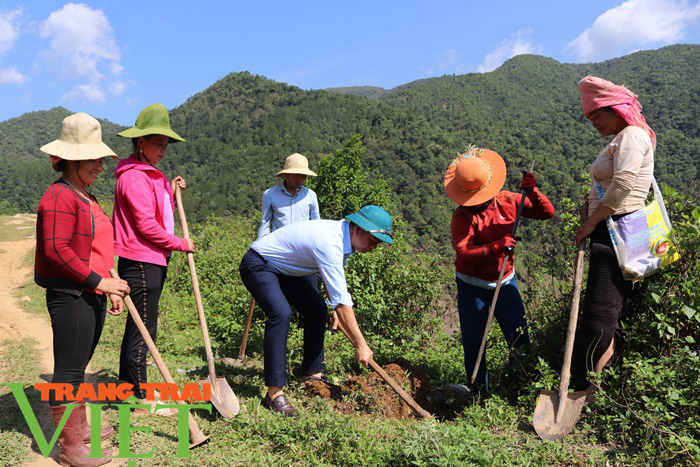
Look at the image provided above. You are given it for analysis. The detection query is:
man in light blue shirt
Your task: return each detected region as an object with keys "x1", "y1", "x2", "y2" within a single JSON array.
[
  {"x1": 258, "y1": 153, "x2": 320, "y2": 238},
  {"x1": 239, "y1": 205, "x2": 394, "y2": 416}
]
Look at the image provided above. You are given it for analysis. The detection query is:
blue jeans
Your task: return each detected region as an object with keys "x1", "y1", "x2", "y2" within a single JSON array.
[
  {"x1": 457, "y1": 277, "x2": 530, "y2": 391},
  {"x1": 239, "y1": 249, "x2": 327, "y2": 387}
]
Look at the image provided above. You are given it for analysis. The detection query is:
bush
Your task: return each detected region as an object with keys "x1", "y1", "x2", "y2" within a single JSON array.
[{"x1": 588, "y1": 185, "x2": 700, "y2": 464}]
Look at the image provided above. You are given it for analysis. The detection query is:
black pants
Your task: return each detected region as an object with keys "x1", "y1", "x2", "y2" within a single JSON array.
[
  {"x1": 572, "y1": 218, "x2": 634, "y2": 390},
  {"x1": 239, "y1": 249, "x2": 327, "y2": 387},
  {"x1": 118, "y1": 258, "x2": 167, "y2": 400},
  {"x1": 47, "y1": 290, "x2": 106, "y2": 406}
]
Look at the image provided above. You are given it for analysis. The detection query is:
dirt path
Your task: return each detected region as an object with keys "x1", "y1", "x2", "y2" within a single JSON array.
[
  {"x1": 0, "y1": 215, "x2": 61, "y2": 465},
  {"x1": 0, "y1": 240, "x2": 54, "y2": 374}
]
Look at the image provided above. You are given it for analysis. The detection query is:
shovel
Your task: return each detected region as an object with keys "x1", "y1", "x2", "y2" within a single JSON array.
[
  {"x1": 533, "y1": 204, "x2": 589, "y2": 440},
  {"x1": 470, "y1": 161, "x2": 535, "y2": 385},
  {"x1": 175, "y1": 186, "x2": 240, "y2": 418},
  {"x1": 335, "y1": 321, "x2": 432, "y2": 419},
  {"x1": 110, "y1": 269, "x2": 210, "y2": 449},
  {"x1": 236, "y1": 298, "x2": 256, "y2": 363}
]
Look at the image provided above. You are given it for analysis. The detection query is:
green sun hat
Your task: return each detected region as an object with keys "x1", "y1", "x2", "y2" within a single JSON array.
[
  {"x1": 346, "y1": 205, "x2": 394, "y2": 245},
  {"x1": 117, "y1": 103, "x2": 185, "y2": 143}
]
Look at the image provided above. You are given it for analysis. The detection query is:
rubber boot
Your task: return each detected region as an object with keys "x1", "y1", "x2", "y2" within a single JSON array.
[
  {"x1": 50, "y1": 404, "x2": 111, "y2": 466},
  {"x1": 77, "y1": 400, "x2": 115, "y2": 443}
]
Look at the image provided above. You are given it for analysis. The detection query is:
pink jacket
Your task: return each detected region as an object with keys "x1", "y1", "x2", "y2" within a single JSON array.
[{"x1": 113, "y1": 154, "x2": 189, "y2": 266}]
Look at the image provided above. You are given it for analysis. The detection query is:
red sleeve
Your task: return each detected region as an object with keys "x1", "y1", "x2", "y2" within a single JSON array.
[
  {"x1": 519, "y1": 188, "x2": 555, "y2": 220},
  {"x1": 39, "y1": 188, "x2": 100, "y2": 287},
  {"x1": 451, "y1": 208, "x2": 494, "y2": 268}
]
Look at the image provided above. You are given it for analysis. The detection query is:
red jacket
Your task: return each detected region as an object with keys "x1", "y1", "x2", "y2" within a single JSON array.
[
  {"x1": 451, "y1": 189, "x2": 555, "y2": 282},
  {"x1": 34, "y1": 179, "x2": 103, "y2": 295}
]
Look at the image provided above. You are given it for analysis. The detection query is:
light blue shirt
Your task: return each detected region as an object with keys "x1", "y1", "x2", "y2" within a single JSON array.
[
  {"x1": 257, "y1": 182, "x2": 320, "y2": 239},
  {"x1": 251, "y1": 220, "x2": 354, "y2": 308}
]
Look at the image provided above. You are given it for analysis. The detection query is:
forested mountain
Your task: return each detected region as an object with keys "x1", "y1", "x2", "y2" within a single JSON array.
[
  {"x1": 325, "y1": 86, "x2": 388, "y2": 99},
  {"x1": 0, "y1": 108, "x2": 129, "y2": 213},
  {"x1": 1, "y1": 44, "x2": 698, "y2": 251}
]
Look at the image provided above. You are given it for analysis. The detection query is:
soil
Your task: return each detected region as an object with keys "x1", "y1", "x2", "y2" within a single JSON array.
[{"x1": 303, "y1": 358, "x2": 436, "y2": 420}]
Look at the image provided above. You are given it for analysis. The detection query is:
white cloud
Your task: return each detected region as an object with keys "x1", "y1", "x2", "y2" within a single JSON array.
[
  {"x1": 61, "y1": 83, "x2": 106, "y2": 103},
  {"x1": 39, "y1": 3, "x2": 121, "y2": 83},
  {"x1": 110, "y1": 62, "x2": 123, "y2": 76},
  {"x1": 478, "y1": 29, "x2": 541, "y2": 73},
  {"x1": 0, "y1": 8, "x2": 22, "y2": 55},
  {"x1": 108, "y1": 81, "x2": 126, "y2": 96},
  {"x1": 0, "y1": 66, "x2": 26, "y2": 84},
  {"x1": 421, "y1": 49, "x2": 464, "y2": 76},
  {"x1": 0, "y1": 9, "x2": 27, "y2": 85},
  {"x1": 567, "y1": 0, "x2": 700, "y2": 61}
]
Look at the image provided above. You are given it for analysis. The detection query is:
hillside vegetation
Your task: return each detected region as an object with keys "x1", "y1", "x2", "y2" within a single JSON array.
[
  {"x1": 1, "y1": 44, "x2": 697, "y2": 253},
  {"x1": 0, "y1": 46, "x2": 699, "y2": 464}
]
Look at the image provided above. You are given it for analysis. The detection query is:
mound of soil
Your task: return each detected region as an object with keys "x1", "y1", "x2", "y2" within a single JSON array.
[{"x1": 303, "y1": 358, "x2": 434, "y2": 420}]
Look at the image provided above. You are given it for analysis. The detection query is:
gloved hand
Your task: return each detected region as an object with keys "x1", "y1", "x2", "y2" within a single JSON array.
[
  {"x1": 521, "y1": 172, "x2": 536, "y2": 193},
  {"x1": 491, "y1": 234, "x2": 517, "y2": 256}
]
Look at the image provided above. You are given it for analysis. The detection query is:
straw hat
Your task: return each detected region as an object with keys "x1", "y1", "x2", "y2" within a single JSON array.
[
  {"x1": 444, "y1": 147, "x2": 506, "y2": 206},
  {"x1": 276, "y1": 153, "x2": 317, "y2": 177},
  {"x1": 40, "y1": 112, "x2": 117, "y2": 160},
  {"x1": 117, "y1": 103, "x2": 185, "y2": 143}
]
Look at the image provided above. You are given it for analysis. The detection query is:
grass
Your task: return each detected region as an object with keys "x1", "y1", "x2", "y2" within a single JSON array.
[
  {"x1": 0, "y1": 216, "x2": 622, "y2": 465},
  {"x1": 3, "y1": 279, "x2": 620, "y2": 466},
  {"x1": 0, "y1": 215, "x2": 35, "y2": 242},
  {"x1": 70, "y1": 284, "x2": 614, "y2": 466},
  {"x1": 0, "y1": 338, "x2": 45, "y2": 466}
]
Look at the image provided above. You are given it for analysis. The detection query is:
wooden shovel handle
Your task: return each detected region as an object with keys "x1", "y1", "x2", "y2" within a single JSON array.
[
  {"x1": 555, "y1": 204, "x2": 589, "y2": 422},
  {"x1": 237, "y1": 298, "x2": 256, "y2": 361},
  {"x1": 335, "y1": 321, "x2": 432, "y2": 419},
  {"x1": 174, "y1": 187, "x2": 219, "y2": 389},
  {"x1": 109, "y1": 269, "x2": 207, "y2": 439},
  {"x1": 470, "y1": 161, "x2": 535, "y2": 385}
]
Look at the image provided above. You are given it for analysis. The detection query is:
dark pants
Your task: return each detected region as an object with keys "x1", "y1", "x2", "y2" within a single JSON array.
[
  {"x1": 239, "y1": 249, "x2": 327, "y2": 387},
  {"x1": 457, "y1": 277, "x2": 530, "y2": 391},
  {"x1": 118, "y1": 258, "x2": 167, "y2": 400},
  {"x1": 572, "y1": 220, "x2": 634, "y2": 390},
  {"x1": 47, "y1": 290, "x2": 106, "y2": 406}
]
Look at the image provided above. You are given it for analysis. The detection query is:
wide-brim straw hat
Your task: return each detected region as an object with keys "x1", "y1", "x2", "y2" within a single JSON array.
[
  {"x1": 40, "y1": 112, "x2": 117, "y2": 160},
  {"x1": 276, "y1": 153, "x2": 317, "y2": 177},
  {"x1": 444, "y1": 148, "x2": 506, "y2": 206},
  {"x1": 117, "y1": 103, "x2": 185, "y2": 143}
]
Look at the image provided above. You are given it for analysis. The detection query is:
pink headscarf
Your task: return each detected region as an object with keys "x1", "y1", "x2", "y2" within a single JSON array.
[{"x1": 578, "y1": 75, "x2": 656, "y2": 149}]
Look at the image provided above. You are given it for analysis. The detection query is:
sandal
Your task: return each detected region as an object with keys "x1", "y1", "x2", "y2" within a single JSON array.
[
  {"x1": 132, "y1": 400, "x2": 178, "y2": 416},
  {"x1": 301, "y1": 373, "x2": 330, "y2": 383},
  {"x1": 132, "y1": 390, "x2": 178, "y2": 416}
]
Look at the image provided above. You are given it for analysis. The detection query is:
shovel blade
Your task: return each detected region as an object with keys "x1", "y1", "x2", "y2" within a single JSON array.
[
  {"x1": 533, "y1": 390, "x2": 586, "y2": 440},
  {"x1": 205, "y1": 375, "x2": 240, "y2": 418}
]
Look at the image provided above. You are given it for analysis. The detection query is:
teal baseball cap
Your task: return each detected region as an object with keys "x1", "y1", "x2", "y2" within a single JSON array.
[{"x1": 346, "y1": 205, "x2": 394, "y2": 245}]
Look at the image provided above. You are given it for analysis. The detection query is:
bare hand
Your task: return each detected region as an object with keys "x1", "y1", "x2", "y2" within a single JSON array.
[
  {"x1": 171, "y1": 176, "x2": 186, "y2": 193},
  {"x1": 96, "y1": 277, "x2": 129, "y2": 296},
  {"x1": 108, "y1": 294, "x2": 124, "y2": 316},
  {"x1": 355, "y1": 344, "x2": 373, "y2": 367},
  {"x1": 329, "y1": 309, "x2": 339, "y2": 330},
  {"x1": 575, "y1": 219, "x2": 596, "y2": 246},
  {"x1": 185, "y1": 237, "x2": 195, "y2": 253}
]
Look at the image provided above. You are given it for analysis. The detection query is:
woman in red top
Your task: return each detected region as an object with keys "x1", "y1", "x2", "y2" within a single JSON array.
[
  {"x1": 36, "y1": 112, "x2": 129, "y2": 467},
  {"x1": 445, "y1": 147, "x2": 554, "y2": 392}
]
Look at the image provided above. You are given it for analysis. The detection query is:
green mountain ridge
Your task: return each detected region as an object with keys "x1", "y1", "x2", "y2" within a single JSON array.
[{"x1": 1, "y1": 44, "x2": 698, "y2": 251}]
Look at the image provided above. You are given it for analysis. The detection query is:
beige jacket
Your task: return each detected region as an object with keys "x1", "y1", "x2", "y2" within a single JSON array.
[{"x1": 588, "y1": 125, "x2": 654, "y2": 216}]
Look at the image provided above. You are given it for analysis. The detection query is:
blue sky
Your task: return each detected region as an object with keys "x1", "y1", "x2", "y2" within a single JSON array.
[{"x1": 0, "y1": 0, "x2": 698, "y2": 125}]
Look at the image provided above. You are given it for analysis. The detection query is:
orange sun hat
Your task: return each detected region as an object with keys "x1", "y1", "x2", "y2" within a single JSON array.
[{"x1": 444, "y1": 147, "x2": 507, "y2": 206}]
